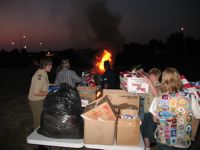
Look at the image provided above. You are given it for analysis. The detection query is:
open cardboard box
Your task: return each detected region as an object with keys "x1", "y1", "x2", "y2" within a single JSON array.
[
  {"x1": 82, "y1": 95, "x2": 116, "y2": 120},
  {"x1": 77, "y1": 86, "x2": 101, "y2": 103},
  {"x1": 103, "y1": 89, "x2": 139, "y2": 107},
  {"x1": 82, "y1": 95, "x2": 117, "y2": 145},
  {"x1": 116, "y1": 100, "x2": 140, "y2": 146}
]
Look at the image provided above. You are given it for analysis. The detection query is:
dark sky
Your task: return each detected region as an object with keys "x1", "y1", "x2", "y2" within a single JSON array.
[{"x1": 1, "y1": 0, "x2": 200, "y2": 52}]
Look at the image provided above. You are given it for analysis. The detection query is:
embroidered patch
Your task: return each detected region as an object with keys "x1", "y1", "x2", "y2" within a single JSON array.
[
  {"x1": 171, "y1": 93, "x2": 176, "y2": 97},
  {"x1": 37, "y1": 74, "x2": 42, "y2": 80},
  {"x1": 178, "y1": 98, "x2": 187, "y2": 106},
  {"x1": 161, "y1": 105, "x2": 169, "y2": 111},
  {"x1": 186, "y1": 113, "x2": 192, "y2": 122},
  {"x1": 162, "y1": 95, "x2": 168, "y2": 99},
  {"x1": 176, "y1": 107, "x2": 186, "y2": 116},
  {"x1": 171, "y1": 137, "x2": 176, "y2": 144},
  {"x1": 170, "y1": 98, "x2": 177, "y2": 107},
  {"x1": 158, "y1": 111, "x2": 170, "y2": 118},
  {"x1": 159, "y1": 99, "x2": 169, "y2": 107},
  {"x1": 177, "y1": 130, "x2": 184, "y2": 137},
  {"x1": 186, "y1": 124, "x2": 192, "y2": 133},
  {"x1": 171, "y1": 128, "x2": 176, "y2": 137},
  {"x1": 178, "y1": 125, "x2": 184, "y2": 131},
  {"x1": 178, "y1": 117, "x2": 185, "y2": 125}
]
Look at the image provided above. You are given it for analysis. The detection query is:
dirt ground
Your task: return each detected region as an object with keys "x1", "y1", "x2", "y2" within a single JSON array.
[{"x1": 0, "y1": 67, "x2": 199, "y2": 150}]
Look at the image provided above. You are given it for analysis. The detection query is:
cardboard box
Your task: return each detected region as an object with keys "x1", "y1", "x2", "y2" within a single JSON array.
[
  {"x1": 83, "y1": 118, "x2": 116, "y2": 145},
  {"x1": 82, "y1": 95, "x2": 116, "y2": 120},
  {"x1": 120, "y1": 107, "x2": 139, "y2": 116},
  {"x1": 116, "y1": 118, "x2": 140, "y2": 145},
  {"x1": 77, "y1": 86, "x2": 101, "y2": 102},
  {"x1": 103, "y1": 89, "x2": 139, "y2": 107},
  {"x1": 120, "y1": 76, "x2": 149, "y2": 93},
  {"x1": 191, "y1": 118, "x2": 200, "y2": 141}
]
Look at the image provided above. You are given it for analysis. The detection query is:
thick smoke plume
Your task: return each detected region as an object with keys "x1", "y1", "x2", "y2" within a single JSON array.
[{"x1": 87, "y1": 0, "x2": 125, "y2": 54}]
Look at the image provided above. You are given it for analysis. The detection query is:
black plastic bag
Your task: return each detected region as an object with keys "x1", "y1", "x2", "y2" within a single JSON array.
[{"x1": 37, "y1": 83, "x2": 83, "y2": 139}]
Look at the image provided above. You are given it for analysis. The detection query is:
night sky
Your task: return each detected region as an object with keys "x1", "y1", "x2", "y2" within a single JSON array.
[{"x1": 1, "y1": 0, "x2": 200, "y2": 52}]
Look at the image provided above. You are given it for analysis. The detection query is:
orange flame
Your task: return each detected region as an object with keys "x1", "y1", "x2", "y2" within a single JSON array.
[
  {"x1": 95, "y1": 49, "x2": 112, "y2": 74},
  {"x1": 96, "y1": 91, "x2": 101, "y2": 98}
]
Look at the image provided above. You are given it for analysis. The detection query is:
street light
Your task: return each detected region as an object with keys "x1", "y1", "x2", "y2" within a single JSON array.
[
  {"x1": 11, "y1": 42, "x2": 15, "y2": 50},
  {"x1": 19, "y1": 35, "x2": 26, "y2": 49},
  {"x1": 180, "y1": 27, "x2": 186, "y2": 56}
]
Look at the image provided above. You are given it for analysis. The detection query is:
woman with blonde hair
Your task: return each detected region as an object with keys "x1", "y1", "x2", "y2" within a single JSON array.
[{"x1": 149, "y1": 67, "x2": 200, "y2": 150}]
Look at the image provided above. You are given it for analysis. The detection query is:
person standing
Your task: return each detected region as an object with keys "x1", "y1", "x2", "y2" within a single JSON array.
[
  {"x1": 28, "y1": 57, "x2": 53, "y2": 129},
  {"x1": 149, "y1": 67, "x2": 200, "y2": 150},
  {"x1": 101, "y1": 60, "x2": 118, "y2": 89},
  {"x1": 54, "y1": 59, "x2": 82, "y2": 87},
  {"x1": 141, "y1": 67, "x2": 161, "y2": 150}
]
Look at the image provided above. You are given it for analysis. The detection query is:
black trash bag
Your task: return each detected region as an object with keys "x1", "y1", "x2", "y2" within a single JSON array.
[{"x1": 37, "y1": 83, "x2": 83, "y2": 139}]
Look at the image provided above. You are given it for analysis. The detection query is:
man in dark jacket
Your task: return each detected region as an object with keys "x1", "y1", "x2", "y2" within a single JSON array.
[{"x1": 101, "y1": 60, "x2": 117, "y2": 89}]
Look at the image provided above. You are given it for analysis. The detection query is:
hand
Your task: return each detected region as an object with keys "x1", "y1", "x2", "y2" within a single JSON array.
[{"x1": 142, "y1": 76, "x2": 151, "y2": 84}]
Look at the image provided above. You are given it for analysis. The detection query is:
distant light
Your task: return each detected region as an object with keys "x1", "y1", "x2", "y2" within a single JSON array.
[
  {"x1": 181, "y1": 27, "x2": 184, "y2": 31},
  {"x1": 22, "y1": 35, "x2": 26, "y2": 38},
  {"x1": 11, "y1": 42, "x2": 15, "y2": 45},
  {"x1": 24, "y1": 45, "x2": 27, "y2": 49},
  {"x1": 46, "y1": 51, "x2": 54, "y2": 57},
  {"x1": 40, "y1": 42, "x2": 43, "y2": 45}
]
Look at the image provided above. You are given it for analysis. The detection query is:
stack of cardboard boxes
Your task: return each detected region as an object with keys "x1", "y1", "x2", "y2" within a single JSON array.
[{"x1": 81, "y1": 89, "x2": 141, "y2": 146}]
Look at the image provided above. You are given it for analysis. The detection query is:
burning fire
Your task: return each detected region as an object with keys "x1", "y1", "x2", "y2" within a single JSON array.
[
  {"x1": 95, "y1": 49, "x2": 112, "y2": 74},
  {"x1": 96, "y1": 91, "x2": 101, "y2": 99}
]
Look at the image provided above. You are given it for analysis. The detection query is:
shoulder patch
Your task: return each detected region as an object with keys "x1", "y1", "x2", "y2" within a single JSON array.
[{"x1": 37, "y1": 74, "x2": 42, "y2": 80}]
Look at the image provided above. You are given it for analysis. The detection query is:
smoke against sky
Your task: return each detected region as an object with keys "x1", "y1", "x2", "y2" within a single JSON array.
[{"x1": 0, "y1": 0, "x2": 200, "y2": 51}]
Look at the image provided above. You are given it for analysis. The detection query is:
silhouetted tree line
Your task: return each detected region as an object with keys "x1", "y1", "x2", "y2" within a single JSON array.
[{"x1": 0, "y1": 31, "x2": 200, "y2": 68}]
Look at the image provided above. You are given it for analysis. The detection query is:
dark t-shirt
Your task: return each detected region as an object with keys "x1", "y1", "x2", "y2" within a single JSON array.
[{"x1": 101, "y1": 69, "x2": 117, "y2": 89}]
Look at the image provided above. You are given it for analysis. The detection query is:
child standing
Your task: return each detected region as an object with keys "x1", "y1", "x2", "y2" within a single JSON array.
[{"x1": 141, "y1": 67, "x2": 161, "y2": 150}]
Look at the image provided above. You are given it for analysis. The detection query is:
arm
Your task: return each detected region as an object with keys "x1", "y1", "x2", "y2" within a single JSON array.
[
  {"x1": 142, "y1": 76, "x2": 158, "y2": 96},
  {"x1": 149, "y1": 97, "x2": 159, "y2": 123},
  {"x1": 33, "y1": 90, "x2": 48, "y2": 97},
  {"x1": 191, "y1": 95, "x2": 200, "y2": 119}
]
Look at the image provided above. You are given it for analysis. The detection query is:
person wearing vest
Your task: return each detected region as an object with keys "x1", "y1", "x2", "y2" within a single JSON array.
[{"x1": 149, "y1": 67, "x2": 200, "y2": 150}]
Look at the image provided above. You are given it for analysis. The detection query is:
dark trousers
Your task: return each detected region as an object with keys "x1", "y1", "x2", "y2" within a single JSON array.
[
  {"x1": 141, "y1": 112, "x2": 157, "y2": 143},
  {"x1": 157, "y1": 143, "x2": 189, "y2": 150}
]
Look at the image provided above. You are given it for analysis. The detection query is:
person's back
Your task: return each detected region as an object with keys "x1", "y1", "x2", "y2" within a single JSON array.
[
  {"x1": 55, "y1": 59, "x2": 82, "y2": 87},
  {"x1": 154, "y1": 91, "x2": 194, "y2": 148},
  {"x1": 149, "y1": 67, "x2": 200, "y2": 149},
  {"x1": 55, "y1": 68, "x2": 82, "y2": 87}
]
